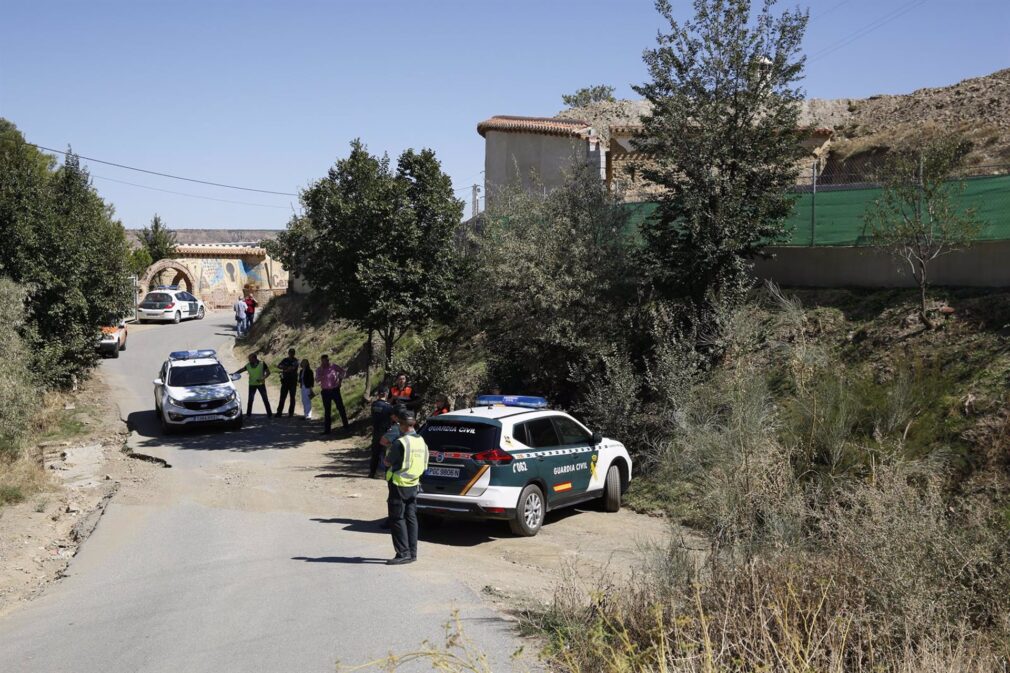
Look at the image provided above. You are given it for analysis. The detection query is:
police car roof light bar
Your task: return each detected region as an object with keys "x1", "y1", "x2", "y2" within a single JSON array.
[
  {"x1": 154, "y1": 285, "x2": 180, "y2": 290},
  {"x1": 169, "y1": 349, "x2": 217, "y2": 361},
  {"x1": 475, "y1": 394, "x2": 548, "y2": 409}
]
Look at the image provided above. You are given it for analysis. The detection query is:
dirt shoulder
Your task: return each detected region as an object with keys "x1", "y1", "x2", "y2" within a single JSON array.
[{"x1": 0, "y1": 374, "x2": 162, "y2": 617}]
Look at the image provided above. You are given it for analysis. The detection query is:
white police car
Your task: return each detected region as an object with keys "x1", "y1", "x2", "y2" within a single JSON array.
[
  {"x1": 138, "y1": 286, "x2": 206, "y2": 324},
  {"x1": 417, "y1": 395, "x2": 632, "y2": 536},
  {"x1": 153, "y1": 350, "x2": 242, "y2": 434}
]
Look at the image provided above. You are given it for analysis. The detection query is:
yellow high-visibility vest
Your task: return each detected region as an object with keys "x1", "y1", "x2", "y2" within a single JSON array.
[{"x1": 387, "y1": 434, "x2": 429, "y2": 487}]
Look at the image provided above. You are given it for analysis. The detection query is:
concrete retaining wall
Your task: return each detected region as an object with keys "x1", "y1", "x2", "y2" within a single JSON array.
[{"x1": 754, "y1": 241, "x2": 1010, "y2": 287}]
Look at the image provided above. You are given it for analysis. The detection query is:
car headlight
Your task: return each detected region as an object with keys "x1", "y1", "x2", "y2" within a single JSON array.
[
  {"x1": 227, "y1": 391, "x2": 237, "y2": 402},
  {"x1": 167, "y1": 396, "x2": 185, "y2": 407}
]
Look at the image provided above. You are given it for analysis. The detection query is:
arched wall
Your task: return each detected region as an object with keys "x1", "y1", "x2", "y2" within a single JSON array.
[{"x1": 139, "y1": 259, "x2": 197, "y2": 294}]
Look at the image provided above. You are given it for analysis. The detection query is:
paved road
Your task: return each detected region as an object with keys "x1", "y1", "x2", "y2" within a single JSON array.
[{"x1": 0, "y1": 313, "x2": 528, "y2": 673}]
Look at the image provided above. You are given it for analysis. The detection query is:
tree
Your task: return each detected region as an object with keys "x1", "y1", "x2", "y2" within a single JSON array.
[
  {"x1": 138, "y1": 213, "x2": 177, "y2": 262},
  {"x1": 269, "y1": 140, "x2": 464, "y2": 364},
  {"x1": 633, "y1": 0, "x2": 808, "y2": 346},
  {"x1": 128, "y1": 247, "x2": 153, "y2": 276},
  {"x1": 0, "y1": 121, "x2": 133, "y2": 387},
  {"x1": 468, "y1": 164, "x2": 639, "y2": 405},
  {"x1": 562, "y1": 85, "x2": 616, "y2": 109},
  {"x1": 866, "y1": 136, "x2": 982, "y2": 327}
]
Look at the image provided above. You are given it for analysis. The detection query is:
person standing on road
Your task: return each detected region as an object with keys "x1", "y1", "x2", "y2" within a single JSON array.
[
  {"x1": 277, "y1": 348, "x2": 300, "y2": 417},
  {"x1": 384, "y1": 409, "x2": 429, "y2": 565},
  {"x1": 232, "y1": 352, "x2": 273, "y2": 418},
  {"x1": 390, "y1": 373, "x2": 417, "y2": 409},
  {"x1": 232, "y1": 295, "x2": 248, "y2": 337},
  {"x1": 315, "y1": 354, "x2": 348, "y2": 434},
  {"x1": 369, "y1": 387, "x2": 393, "y2": 478},
  {"x1": 299, "y1": 359, "x2": 315, "y2": 420},
  {"x1": 244, "y1": 292, "x2": 258, "y2": 329}
]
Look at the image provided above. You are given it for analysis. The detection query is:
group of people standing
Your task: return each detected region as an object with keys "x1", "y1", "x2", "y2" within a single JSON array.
[
  {"x1": 231, "y1": 348, "x2": 350, "y2": 434},
  {"x1": 230, "y1": 355, "x2": 438, "y2": 564},
  {"x1": 231, "y1": 293, "x2": 258, "y2": 338}
]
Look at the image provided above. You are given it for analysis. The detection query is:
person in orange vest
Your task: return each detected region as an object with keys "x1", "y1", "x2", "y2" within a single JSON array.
[
  {"x1": 429, "y1": 393, "x2": 450, "y2": 417},
  {"x1": 390, "y1": 373, "x2": 417, "y2": 408}
]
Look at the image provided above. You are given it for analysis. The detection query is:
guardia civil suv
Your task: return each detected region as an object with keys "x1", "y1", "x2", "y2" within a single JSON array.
[
  {"x1": 417, "y1": 395, "x2": 632, "y2": 536},
  {"x1": 153, "y1": 350, "x2": 242, "y2": 434}
]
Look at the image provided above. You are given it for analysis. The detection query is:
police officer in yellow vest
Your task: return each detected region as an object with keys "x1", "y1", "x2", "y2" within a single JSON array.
[
  {"x1": 384, "y1": 408, "x2": 429, "y2": 565},
  {"x1": 231, "y1": 352, "x2": 273, "y2": 418}
]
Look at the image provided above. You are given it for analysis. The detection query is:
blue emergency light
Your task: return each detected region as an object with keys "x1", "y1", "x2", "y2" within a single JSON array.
[
  {"x1": 154, "y1": 285, "x2": 180, "y2": 290},
  {"x1": 476, "y1": 394, "x2": 548, "y2": 409},
  {"x1": 169, "y1": 349, "x2": 217, "y2": 361}
]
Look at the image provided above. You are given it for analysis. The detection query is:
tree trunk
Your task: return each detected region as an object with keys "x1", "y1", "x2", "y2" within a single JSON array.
[
  {"x1": 384, "y1": 327, "x2": 394, "y2": 364},
  {"x1": 918, "y1": 260, "x2": 935, "y2": 329},
  {"x1": 363, "y1": 329, "x2": 373, "y2": 397}
]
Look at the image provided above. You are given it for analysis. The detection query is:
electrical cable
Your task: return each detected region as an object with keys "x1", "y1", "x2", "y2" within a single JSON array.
[
  {"x1": 91, "y1": 174, "x2": 291, "y2": 209},
  {"x1": 809, "y1": 0, "x2": 928, "y2": 62},
  {"x1": 29, "y1": 143, "x2": 297, "y2": 196}
]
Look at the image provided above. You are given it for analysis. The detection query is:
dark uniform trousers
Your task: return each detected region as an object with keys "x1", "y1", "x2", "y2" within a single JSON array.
[
  {"x1": 277, "y1": 378, "x2": 298, "y2": 416},
  {"x1": 387, "y1": 481, "x2": 419, "y2": 559},
  {"x1": 369, "y1": 440, "x2": 385, "y2": 478}
]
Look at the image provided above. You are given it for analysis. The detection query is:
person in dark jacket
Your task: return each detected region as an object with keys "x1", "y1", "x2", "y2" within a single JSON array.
[
  {"x1": 299, "y1": 359, "x2": 315, "y2": 420},
  {"x1": 277, "y1": 348, "x2": 300, "y2": 418},
  {"x1": 369, "y1": 387, "x2": 393, "y2": 478}
]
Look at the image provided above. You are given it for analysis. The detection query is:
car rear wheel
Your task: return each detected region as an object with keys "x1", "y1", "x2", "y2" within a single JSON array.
[
  {"x1": 172, "y1": 311, "x2": 181, "y2": 324},
  {"x1": 509, "y1": 484, "x2": 545, "y2": 537},
  {"x1": 602, "y1": 464, "x2": 622, "y2": 513}
]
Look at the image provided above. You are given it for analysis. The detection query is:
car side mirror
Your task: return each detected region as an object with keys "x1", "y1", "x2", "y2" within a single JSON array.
[
  {"x1": 230, "y1": 373, "x2": 241, "y2": 381},
  {"x1": 153, "y1": 378, "x2": 163, "y2": 386},
  {"x1": 118, "y1": 320, "x2": 127, "y2": 328},
  {"x1": 592, "y1": 432, "x2": 603, "y2": 445}
]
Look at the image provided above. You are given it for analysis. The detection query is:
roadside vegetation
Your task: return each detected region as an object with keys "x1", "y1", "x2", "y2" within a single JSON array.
[
  {"x1": 0, "y1": 119, "x2": 134, "y2": 505},
  {"x1": 262, "y1": 1, "x2": 1009, "y2": 668}
]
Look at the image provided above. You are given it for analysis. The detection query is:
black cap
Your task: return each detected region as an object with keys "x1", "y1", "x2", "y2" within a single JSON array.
[
  {"x1": 392, "y1": 404, "x2": 408, "y2": 418},
  {"x1": 398, "y1": 409, "x2": 416, "y2": 422}
]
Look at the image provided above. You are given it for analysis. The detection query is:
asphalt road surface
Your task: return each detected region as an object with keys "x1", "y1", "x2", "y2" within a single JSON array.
[{"x1": 0, "y1": 313, "x2": 529, "y2": 673}]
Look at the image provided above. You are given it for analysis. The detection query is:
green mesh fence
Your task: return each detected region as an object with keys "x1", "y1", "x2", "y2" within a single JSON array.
[{"x1": 624, "y1": 174, "x2": 1010, "y2": 247}]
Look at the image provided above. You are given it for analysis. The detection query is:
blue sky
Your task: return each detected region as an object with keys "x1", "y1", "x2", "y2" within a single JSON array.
[{"x1": 1, "y1": 0, "x2": 1006, "y2": 230}]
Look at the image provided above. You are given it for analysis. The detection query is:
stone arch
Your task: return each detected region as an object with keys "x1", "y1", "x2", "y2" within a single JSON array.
[{"x1": 139, "y1": 259, "x2": 197, "y2": 295}]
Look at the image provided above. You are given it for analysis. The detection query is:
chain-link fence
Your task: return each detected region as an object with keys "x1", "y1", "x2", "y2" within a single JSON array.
[{"x1": 783, "y1": 160, "x2": 1010, "y2": 246}]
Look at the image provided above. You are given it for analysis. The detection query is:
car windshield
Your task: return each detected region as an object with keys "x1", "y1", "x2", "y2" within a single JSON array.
[
  {"x1": 143, "y1": 293, "x2": 172, "y2": 304},
  {"x1": 168, "y1": 364, "x2": 229, "y2": 387},
  {"x1": 421, "y1": 421, "x2": 499, "y2": 453}
]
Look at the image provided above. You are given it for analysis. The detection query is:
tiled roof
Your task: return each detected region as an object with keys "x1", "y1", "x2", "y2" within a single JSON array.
[{"x1": 477, "y1": 115, "x2": 593, "y2": 139}]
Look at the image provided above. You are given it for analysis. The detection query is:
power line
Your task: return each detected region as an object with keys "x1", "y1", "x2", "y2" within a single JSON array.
[
  {"x1": 811, "y1": 0, "x2": 856, "y2": 22},
  {"x1": 29, "y1": 143, "x2": 297, "y2": 196},
  {"x1": 809, "y1": 0, "x2": 928, "y2": 62},
  {"x1": 91, "y1": 174, "x2": 291, "y2": 210}
]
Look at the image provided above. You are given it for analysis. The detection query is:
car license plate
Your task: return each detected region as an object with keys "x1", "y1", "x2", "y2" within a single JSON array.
[
  {"x1": 191, "y1": 415, "x2": 219, "y2": 422},
  {"x1": 426, "y1": 466, "x2": 460, "y2": 479}
]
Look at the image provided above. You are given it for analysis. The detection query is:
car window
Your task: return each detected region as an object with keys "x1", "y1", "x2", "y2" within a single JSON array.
[
  {"x1": 143, "y1": 292, "x2": 172, "y2": 304},
  {"x1": 511, "y1": 422, "x2": 529, "y2": 446},
  {"x1": 553, "y1": 416, "x2": 592, "y2": 445},
  {"x1": 168, "y1": 364, "x2": 229, "y2": 387},
  {"x1": 183, "y1": 292, "x2": 196, "y2": 301},
  {"x1": 421, "y1": 421, "x2": 499, "y2": 454},
  {"x1": 525, "y1": 418, "x2": 561, "y2": 448}
]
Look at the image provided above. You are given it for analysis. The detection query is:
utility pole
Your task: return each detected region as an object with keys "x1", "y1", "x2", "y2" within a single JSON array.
[{"x1": 472, "y1": 184, "x2": 481, "y2": 220}]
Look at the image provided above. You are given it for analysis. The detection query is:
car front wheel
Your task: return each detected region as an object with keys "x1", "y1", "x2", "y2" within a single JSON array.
[
  {"x1": 602, "y1": 464, "x2": 622, "y2": 513},
  {"x1": 197, "y1": 307, "x2": 205, "y2": 320},
  {"x1": 509, "y1": 484, "x2": 545, "y2": 537}
]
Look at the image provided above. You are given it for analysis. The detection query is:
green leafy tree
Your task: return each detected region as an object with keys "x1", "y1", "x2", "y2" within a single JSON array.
[
  {"x1": 468, "y1": 165, "x2": 639, "y2": 405},
  {"x1": 128, "y1": 247, "x2": 153, "y2": 276},
  {"x1": 633, "y1": 0, "x2": 808, "y2": 346},
  {"x1": 562, "y1": 85, "x2": 616, "y2": 109},
  {"x1": 138, "y1": 213, "x2": 177, "y2": 262},
  {"x1": 269, "y1": 140, "x2": 464, "y2": 362},
  {"x1": 0, "y1": 120, "x2": 133, "y2": 386},
  {"x1": 867, "y1": 136, "x2": 983, "y2": 327}
]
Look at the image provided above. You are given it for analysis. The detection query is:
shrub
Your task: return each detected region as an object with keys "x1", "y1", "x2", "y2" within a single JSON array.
[{"x1": 0, "y1": 279, "x2": 37, "y2": 463}]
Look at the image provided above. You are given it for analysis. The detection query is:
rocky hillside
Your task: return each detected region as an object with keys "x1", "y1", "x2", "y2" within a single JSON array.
[{"x1": 560, "y1": 67, "x2": 1010, "y2": 169}]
